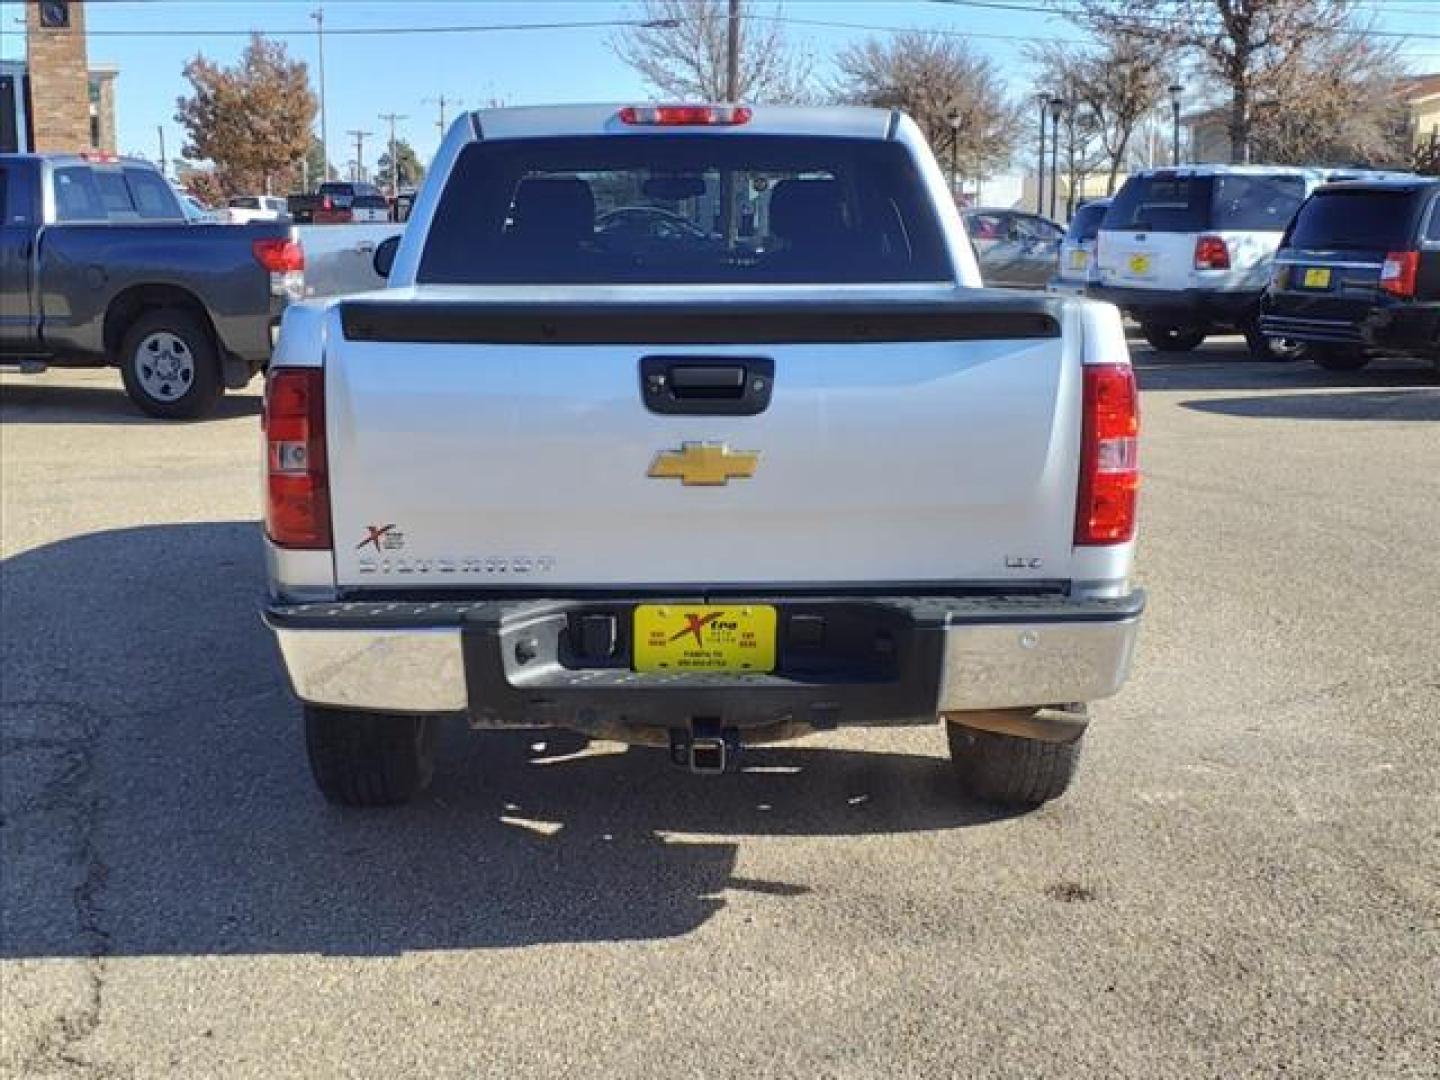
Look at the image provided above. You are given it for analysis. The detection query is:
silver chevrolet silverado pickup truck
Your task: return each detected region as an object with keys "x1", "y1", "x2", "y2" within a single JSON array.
[{"x1": 261, "y1": 103, "x2": 1144, "y2": 809}]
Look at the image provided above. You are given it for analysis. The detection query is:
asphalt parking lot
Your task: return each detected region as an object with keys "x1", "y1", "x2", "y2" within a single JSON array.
[{"x1": 2, "y1": 339, "x2": 1438, "y2": 1079}]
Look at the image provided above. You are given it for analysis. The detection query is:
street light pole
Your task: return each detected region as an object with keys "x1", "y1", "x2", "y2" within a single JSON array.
[
  {"x1": 311, "y1": 7, "x2": 328, "y2": 184},
  {"x1": 1036, "y1": 94, "x2": 1048, "y2": 216},
  {"x1": 725, "y1": 0, "x2": 740, "y2": 102},
  {"x1": 1049, "y1": 97, "x2": 1064, "y2": 221},
  {"x1": 1168, "y1": 83, "x2": 1183, "y2": 166},
  {"x1": 947, "y1": 112, "x2": 962, "y2": 204}
]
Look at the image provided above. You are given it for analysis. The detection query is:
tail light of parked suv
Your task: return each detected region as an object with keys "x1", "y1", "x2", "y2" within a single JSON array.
[
  {"x1": 264, "y1": 369, "x2": 331, "y2": 549},
  {"x1": 1075, "y1": 364, "x2": 1140, "y2": 546},
  {"x1": 1194, "y1": 235, "x2": 1231, "y2": 270},
  {"x1": 253, "y1": 237, "x2": 306, "y2": 301},
  {"x1": 1380, "y1": 251, "x2": 1419, "y2": 298}
]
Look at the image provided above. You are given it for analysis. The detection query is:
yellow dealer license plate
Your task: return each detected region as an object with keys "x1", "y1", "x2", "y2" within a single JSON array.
[
  {"x1": 633, "y1": 605, "x2": 777, "y2": 674},
  {"x1": 1069, "y1": 249, "x2": 1088, "y2": 270},
  {"x1": 1128, "y1": 253, "x2": 1152, "y2": 275},
  {"x1": 1302, "y1": 266, "x2": 1332, "y2": 289}
]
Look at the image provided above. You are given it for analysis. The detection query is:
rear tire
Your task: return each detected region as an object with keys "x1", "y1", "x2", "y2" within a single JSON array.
[
  {"x1": 305, "y1": 706, "x2": 438, "y2": 807},
  {"x1": 946, "y1": 720, "x2": 1082, "y2": 807},
  {"x1": 1309, "y1": 346, "x2": 1371, "y2": 372},
  {"x1": 1141, "y1": 324, "x2": 1207, "y2": 352},
  {"x1": 119, "y1": 307, "x2": 224, "y2": 419}
]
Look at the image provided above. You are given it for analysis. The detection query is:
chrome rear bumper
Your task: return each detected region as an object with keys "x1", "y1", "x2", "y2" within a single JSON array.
[{"x1": 265, "y1": 592, "x2": 1143, "y2": 725}]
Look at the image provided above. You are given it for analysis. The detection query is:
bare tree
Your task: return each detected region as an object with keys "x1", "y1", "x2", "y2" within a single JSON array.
[
  {"x1": 1247, "y1": 36, "x2": 1411, "y2": 164},
  {"x1": 611, "y1": 0, "x2": 811, "y2": 103},
  {"x1": 834, "y1": 32, "x2": 1021, "y2": 185},
  {"x1": 1080, "y1": 0, "x2": 1408, "y2": 165},
  {"x1": 1030, "y1": 38, "x2": 1154, "y2": 199}
]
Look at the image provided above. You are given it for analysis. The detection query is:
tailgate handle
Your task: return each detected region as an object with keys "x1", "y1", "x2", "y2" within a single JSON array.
[
  {"x1": 670, "y1": 365, "x2": 745, "y2": 396},
  {"x1": 640, "y1": 357, "x2": 775, "y2": 416}
]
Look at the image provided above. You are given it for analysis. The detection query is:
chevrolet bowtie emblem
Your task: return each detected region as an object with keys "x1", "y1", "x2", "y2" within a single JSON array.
[{"x1": 648, "y1": 442, "x2": 760, "y2": 486}]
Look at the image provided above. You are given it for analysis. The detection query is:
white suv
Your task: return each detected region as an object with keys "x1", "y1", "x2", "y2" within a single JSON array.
[{"x1": 1094, "y1": 165, "x2": 1323, "y2": 356}]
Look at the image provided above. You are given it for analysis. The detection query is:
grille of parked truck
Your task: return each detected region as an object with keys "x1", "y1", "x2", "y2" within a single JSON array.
[
  {"x1": 0, "y1": 153, "x2": 298, "y2": 418},
  {"x1": 1260, "y1": 178, "x2": 1440, "y2": 372},
  {"x1": 261, "y1": 103, "x2": 1146, "y2": 809}
]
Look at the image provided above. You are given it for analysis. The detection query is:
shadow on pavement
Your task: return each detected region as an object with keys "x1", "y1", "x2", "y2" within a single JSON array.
[
  {"x1": 0, "y1": 522, "x2": 1004, "y2": 959},
  {"x1": 1181, "y1": 388, "x2": 1440, "y2": 422},
  {"x1": 0, "y1": 379, "x2": 261, "y2": 425},
  {"x1": 1133, "y1": 351, "x2": 1439, "y2": 394}
]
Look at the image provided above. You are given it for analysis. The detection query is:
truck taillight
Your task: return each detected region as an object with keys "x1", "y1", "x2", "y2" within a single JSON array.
[
  {"x1": 264, "y1": 369, "x2": 331, "y2": 549},
  {"x1": 1380, "y1": 250, "x2": 1418, "y2": 298},
  {"x1": 253, "y1": 238, "x2": 305, "y2": 300},
  {"x1": 1075, "y1": 364, "x2": 1139, "y2": 546},
  {"x1": 618, "y1": 104, "x2": 752, "y2": 126},
  {"x1": 1194, "y1": 234, "x2": 1230, "y2": 270}
]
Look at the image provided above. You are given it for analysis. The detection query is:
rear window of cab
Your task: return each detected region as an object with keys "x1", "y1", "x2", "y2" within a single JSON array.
[
  {"x1": 1105, "y1": 173, "x2": 1307, "y2": 233},
  {"x1": 416, "y1": 134, "x2": 951, "y2": 285}
]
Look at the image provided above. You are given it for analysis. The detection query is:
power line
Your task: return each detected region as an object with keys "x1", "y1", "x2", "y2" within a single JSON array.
[
  {"x1": 927, "y1": 0, "x2": 1440, "y2": 41},
  {"x1": 70, "y1": 16, "x2": 682, "y2": 38}
]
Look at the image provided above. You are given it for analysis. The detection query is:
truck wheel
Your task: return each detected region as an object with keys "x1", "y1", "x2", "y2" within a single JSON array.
[
  {"x1": 945, "y1": 720, "x2": 1082, "y2": 807},
  {"x1": 1309, "y1": 345, "x2": 1370, "y2": 372},
  {"x1": 304, "y1": 706, "x2": 438, "y2": 807},
  {"x1": 119, "y1": 307, "x2": 224, "y2": 419},
  {"x1": 1141, "y1": 324, "x2": 1206, "y2": 352}
]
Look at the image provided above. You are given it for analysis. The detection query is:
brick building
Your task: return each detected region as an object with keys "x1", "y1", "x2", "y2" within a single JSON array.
[{"x1": 0, "y1": 1, "x2": 118, "y2": 154}]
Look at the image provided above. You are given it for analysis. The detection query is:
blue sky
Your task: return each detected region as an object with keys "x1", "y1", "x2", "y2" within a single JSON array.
[{"x1": 3, "y1": 0, "x2": 1438, "y2": 170}]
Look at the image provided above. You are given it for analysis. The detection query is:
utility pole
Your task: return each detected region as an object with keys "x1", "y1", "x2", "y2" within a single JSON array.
[
  {"x1": 347, "y1": 130, "x2": 372, "y2": 183},
  {"x1": 378, "y1": 112, "x2": 407, "y2": 195},
  {"x1": 424, "y1": 95, "x2": 462, "y2": 138},
  {"x1": 157, "y1": 125, "x2": 166, "y2": 177},
  {"x1": 311, "y1": 7, "x2": 328, "y2": 184}
]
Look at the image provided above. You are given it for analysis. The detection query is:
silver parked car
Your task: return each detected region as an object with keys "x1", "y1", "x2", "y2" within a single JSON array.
[
  {"x1": 962, "y1": 208, "x2": 1066, "y2": 289},
  {"x1": 1048, "y1": 198, "x2": 1112, "y2": 298}
]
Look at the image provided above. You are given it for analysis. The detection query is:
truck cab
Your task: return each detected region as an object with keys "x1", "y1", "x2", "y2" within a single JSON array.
[{"x1": 0, "y1": 152, "x2": 298, "y2": 417}]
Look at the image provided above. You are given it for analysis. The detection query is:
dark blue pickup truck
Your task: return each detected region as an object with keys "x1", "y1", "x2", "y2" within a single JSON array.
[{"x1": 0, "y1": 153, "x2": 300, "y2": 418}]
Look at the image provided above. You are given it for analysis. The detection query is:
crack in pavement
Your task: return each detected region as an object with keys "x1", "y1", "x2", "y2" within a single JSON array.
[{"x1": 2, "y1": 699, "x2": 123, "y2": 1080}]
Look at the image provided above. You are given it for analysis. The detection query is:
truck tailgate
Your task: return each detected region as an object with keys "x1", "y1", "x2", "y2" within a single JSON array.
[{"x1": 324, "y1": 291, "x2": 1083, "y2": 590}]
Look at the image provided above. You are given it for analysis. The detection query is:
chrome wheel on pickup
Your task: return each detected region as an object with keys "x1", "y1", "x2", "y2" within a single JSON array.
[{"x1": 119, "y1": 307, "x2": 224, "y2": 419}]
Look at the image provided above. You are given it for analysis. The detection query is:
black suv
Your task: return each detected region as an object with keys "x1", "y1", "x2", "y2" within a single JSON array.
[{"x1": 1260, "y1": 179, "x2": 1440, "y2": 371}]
